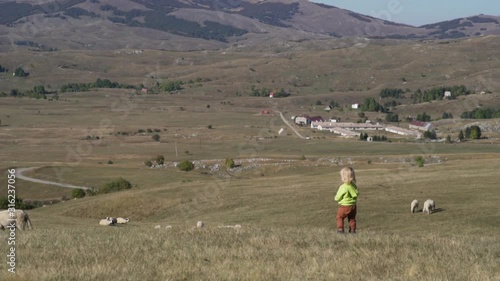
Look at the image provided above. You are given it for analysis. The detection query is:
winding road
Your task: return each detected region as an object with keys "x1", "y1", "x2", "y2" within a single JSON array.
[
  {"x1": 15, "y1": 112, "x2": 301, "y2": 189},
  {"x1": 16, "y1": 167, "x2": 91, "y2": 190}
]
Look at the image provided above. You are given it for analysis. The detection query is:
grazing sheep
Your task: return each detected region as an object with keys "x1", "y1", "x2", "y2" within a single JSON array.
[
  {"x1": 411, "y1": 199, "x2": 419, "y2": 213},
  {"x1": 116, "y1": 217, "x2": 129, "y2": 224},
  {"x1": 422, "y1": 199, "x2": 435, "y2": 214},
  {"x1": 154, "y1": 225, "x2": 161, "y2": 229},
  {"x1": 196, "y1": 221, "x2": 204, "y2": 228},
  {"x1": 99, "y1": 218, "x2": 115, "y2": 226},
  {"x1": 165, "y1": 225, "x2": 172, "y2": 229},
  {"x1": 0, "y1": 210, "x2": 33, "y2": 230}
]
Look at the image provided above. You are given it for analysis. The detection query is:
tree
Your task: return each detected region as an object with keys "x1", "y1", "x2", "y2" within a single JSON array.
[
  {"x1": 464, "y1": 125, "x2": 481, "y2": 139},
  {"x1": 469, "y1": 125, "x2": 481, "y2": 139},
  {"x1": 442, "y1": 112, "x2": 453, "y2": 119},
  {"x1": 72, "y1": 189, "x2": 86, "y2": 199},
  {"x1": 99, "y1": 178, "x2": 133, "y2": 194},
  {"x1": 445, "y1": 135, "x2": 452, "y2": 143},
  {"x1": 178, "y1": 160, "x2": 194, "y2": 171},
  {"x1": 360, "y1": 97, "x2": 383, "y2": 112},
  {"x1": 152, "y1": 134, "x2": 160, "y2": 142},
  {"x1": 423, "y1": 130, "x2": 437, "y2": 140},
  {"x1": 385, "y1": 113, "x2": 399, "y2": 122},
  {"x1": 225, "y1": 158, "x2": 235, "y2": 169},
  {"x1": 415, "y1": 156, "x2": 425, "y2": 167},
  {"x1": 458, "y1": 130, "x2": 465, "y2": 141},
  {"x1": 0, "y1": 64, "x2": 7, "y2": 73},
  {"x1": 416, "y1": 112, "x2": 431, "y2": 122},
  {"x1": 14, "y1": 67, "x2": 27, "y2": 77},
  {"x1": 156, "y1": 155, "x2": 164, "y2": 165}
]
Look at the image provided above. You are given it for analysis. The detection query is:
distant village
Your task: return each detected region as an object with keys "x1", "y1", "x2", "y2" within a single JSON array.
[
  {"x1": 291, "y1": 113, "x2": 430, "y2": 139},
  {"x1": 288, "y1": 102, "x2": 432, "y2": 140}
]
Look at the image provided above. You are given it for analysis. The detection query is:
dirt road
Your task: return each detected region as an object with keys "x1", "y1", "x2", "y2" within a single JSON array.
[
  {"x1": 277, "y1": 111, "x2": 306, "y2": 139},
  {"x1": 16, "y1": 167, "x2": 91, "y2": 190}
]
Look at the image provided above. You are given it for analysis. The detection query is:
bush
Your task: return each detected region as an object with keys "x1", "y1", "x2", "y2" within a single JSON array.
[
  {"x1": 156, "y1": 155, "x2": 165, "y2": 165},
  {"x1": 0, "y1": 197, "x2": 35, "y2": 209},
  {"x1": 152, "y1": 134, "x2": 160, "y2": 142},
  {"x1": 107, "y1": 160, "x2": 114, "y2": 164},
  {"x1": 178, "y1": 160, "x2": 194, "y2": 171},
  {"x1": 415, "y1": 156, "x2": 425, "y2": 167},
  {"x1": 144, "y1": 160, "x2": 153, "y2": 167},
  {"x1": 225, "y1": 158, "x2": 235, "y2": 169},
  {"x1": 98, "y1": 178, "x2": 133, "y2": 194},
  {"x1": 72, "y1": 189, "x2": 86, "y2": 199}
]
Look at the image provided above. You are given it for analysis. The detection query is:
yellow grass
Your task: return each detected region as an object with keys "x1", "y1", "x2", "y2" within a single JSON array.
[{"x1": 0, "y1": 39, "x2": 500, "y2": 279}]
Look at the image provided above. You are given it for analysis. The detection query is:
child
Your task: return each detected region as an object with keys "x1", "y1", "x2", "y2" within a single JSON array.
[{"x1": 335, "y1": 167, "x2": 359, "y2": 234}]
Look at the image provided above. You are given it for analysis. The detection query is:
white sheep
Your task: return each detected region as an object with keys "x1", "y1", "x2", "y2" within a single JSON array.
[
  {"x1": 411, "y1": 199, "x2": 419, "y2": 213},
  {"x1": 422, "y1": 199, "x2": 435, "y2": 214},
  {"x1": 116, "y1": 217, "x2": 129, "y2": 224},
  {"x1": 154, "y1": 225, "x2": 161, "y2": 229},
  {"x1": 196, "y1": 221, "x2": 204, "y2": 228},
  {"x1": 99, "y1": 218, "x2": 115, "y2": 226}
]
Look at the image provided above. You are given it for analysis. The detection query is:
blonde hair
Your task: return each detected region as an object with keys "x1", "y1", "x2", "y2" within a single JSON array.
[{"x1": 340, "y1": 167, "x2": 356, "y2": 184}]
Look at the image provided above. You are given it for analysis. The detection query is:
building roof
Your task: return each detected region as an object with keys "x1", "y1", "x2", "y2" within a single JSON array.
[
  {"x1": 309, "y1": 116, "x2": 324, "y2": 122},
  {"x1": 312, "y1": 122, "x2": 383, "y2": 129}
]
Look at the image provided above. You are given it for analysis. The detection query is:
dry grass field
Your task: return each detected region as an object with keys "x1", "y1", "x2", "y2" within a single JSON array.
[{"x1": 0, "y1": 37, "x2": 500, "y2": 280}]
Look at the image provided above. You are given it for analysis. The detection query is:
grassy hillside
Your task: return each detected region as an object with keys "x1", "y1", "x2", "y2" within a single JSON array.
[
  {"x1": 0, "y1": 36, "x2": 499, "y2": 280},
  {"x1": 0, "y1": 157, "x2": 499, "y2": 280},
  {"x1": 1, "y1": 36, "x2": 499, "y2": 119}
]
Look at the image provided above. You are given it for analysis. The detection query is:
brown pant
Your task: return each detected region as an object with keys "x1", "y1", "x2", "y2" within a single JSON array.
[{"x1": 336, "y1": 205, "x2": 357, "y2": 232}]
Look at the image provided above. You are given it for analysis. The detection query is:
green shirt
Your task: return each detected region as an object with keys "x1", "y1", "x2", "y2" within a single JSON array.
[{"x1": 335, "y1": 182, "x2": 359, "y2": 206}]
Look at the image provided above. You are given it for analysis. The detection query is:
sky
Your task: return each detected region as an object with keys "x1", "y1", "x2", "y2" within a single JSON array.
[{"x1": 315, "y1": 0, "x2": 500, "y2": 26}]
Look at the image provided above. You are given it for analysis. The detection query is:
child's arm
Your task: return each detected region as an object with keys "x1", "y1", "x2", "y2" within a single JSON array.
[{"x1": 334, "y1": 185, "x2": 346, "y2": 202}]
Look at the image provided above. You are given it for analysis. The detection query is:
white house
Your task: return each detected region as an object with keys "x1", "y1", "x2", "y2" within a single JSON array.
[
  {"x1": 295, "y1": 116, "x2": 309, "y2": 126},
  {"x1": 351, "y1": 103, "x2": 359, "y2": 109},
  {"x1": 444, "y1": 91, "x2": 452, "y2": 98}
]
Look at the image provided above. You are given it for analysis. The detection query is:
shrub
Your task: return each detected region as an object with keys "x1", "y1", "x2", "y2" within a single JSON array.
[
  {"x1": 86, "y1": 189, "x2": 97, "y2": 196},
  {"x1": 178, "y1": 160, "x2": 194, "y2": 171},
  {"x1": 0, "y1": 197, "x2": 35, "y2": 209},
  {"x1": 415, "y1": 156, "x2": 425, "y2": 167},
  {"x1": 152, "y1": 134, "x2": 160, "y2": 142},
  {"x1": 107, "y1": 160, "x2": 114, "y2": 164},
  {"x1": 225, "y1": 158, "x2": 235, "y2": 169},
  {"x1": 458, "y1": 130, "x2": 465, "y2": 141},
  {"x1": 156, "y1": 155, "x2": 164, "y2": 165},
  {"x1": 207, "y1": 125, "x2": 213, "y2": 129},
  {"x1": 98, "y1": 178, "x2": 133, "y2": 194},
  {"x1": 72, "y1": 189, "x2": 86, "y2": 199}
]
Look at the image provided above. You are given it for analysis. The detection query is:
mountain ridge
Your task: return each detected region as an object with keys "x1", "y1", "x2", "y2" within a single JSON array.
[{"x1": 1, "y1": 0, "x2": 500, "y2": 51}]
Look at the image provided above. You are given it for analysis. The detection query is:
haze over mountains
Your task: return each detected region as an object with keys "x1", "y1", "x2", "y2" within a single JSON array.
[{"x1": 1, "y1": 0, "x2": 500, "y2": 51}]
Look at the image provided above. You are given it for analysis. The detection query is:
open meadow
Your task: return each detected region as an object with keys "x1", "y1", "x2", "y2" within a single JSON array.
[
  {"x1": 1, "y1": 37, "x2": 500, "y2": 280},
  {"x1": 0, "y1": 90, "x2": 499, "y2": 280}
]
